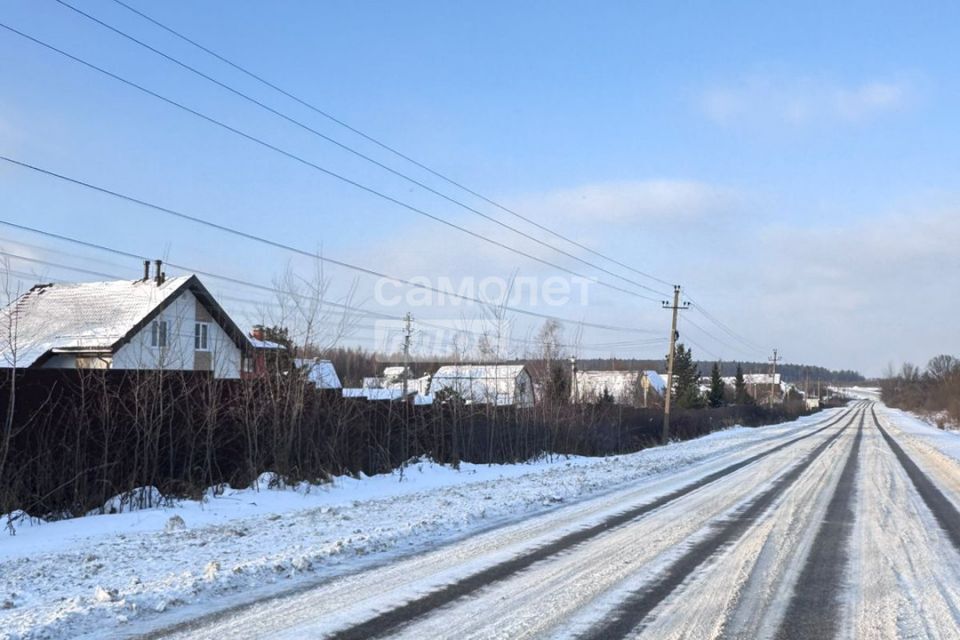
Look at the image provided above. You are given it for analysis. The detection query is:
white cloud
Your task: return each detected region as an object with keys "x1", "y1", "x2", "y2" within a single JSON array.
[
  {"x1": 700, "y1": 74, "x2": 912, "y2": 126},
  {"x1": 511, "y1": 179, "x2": 741, "y2": 224}
]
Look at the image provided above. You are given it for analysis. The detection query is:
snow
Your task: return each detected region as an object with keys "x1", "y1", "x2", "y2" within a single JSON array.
[
  {"x1": 430, "y1": 363, "x2": 533, "y2": 406},
  {"x1": 0, "y1": 276, "x2": 191, "y2": 368},
  {"x1": 0, "y1": 410, "x2": 836, "y2": 640},
  {"x1": 293, "y1": 358, "x2": 341, "y2": 389},
  {"x1": 880, "y1": 406, "x2": 960, "y2": 464}
]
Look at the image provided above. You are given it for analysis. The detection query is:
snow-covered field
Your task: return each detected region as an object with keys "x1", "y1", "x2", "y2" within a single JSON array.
[{"x1": 0, "y1": 411, "x2": 833, "y2": 640}]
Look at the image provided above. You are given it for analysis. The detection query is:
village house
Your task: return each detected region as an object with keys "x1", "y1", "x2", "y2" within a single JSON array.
[
  {"x1": 574, "y1": 369, "x2": 665, "y2": 406},
  {"x1": 362, "y1": 365, "x2": 431, "y2": 395},
  {"x1": 0, "y1": 262, "x2": 249, "y2": 379},
  {"x1": 293, "y1": 358, "x2": 342, "y2": 390},
  {"x1": 429, "y1": 364, "x2": 535, "y2": 407},
  {"x1": 244, "y1": 325, "x2": 287, "y2": 379},
  {"x1": 719, "y1": 373, "x2": 786, "y2": 403}
]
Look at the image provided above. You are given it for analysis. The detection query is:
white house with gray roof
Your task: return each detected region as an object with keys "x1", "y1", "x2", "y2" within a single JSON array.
[{"x1": 0, "y1": 266, "x2": 249, "y2": 379}]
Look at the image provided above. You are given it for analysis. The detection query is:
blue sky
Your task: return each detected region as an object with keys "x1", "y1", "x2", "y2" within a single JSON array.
[{"x1": 2, "y1": 0, "x2": 959, "y2": 375}]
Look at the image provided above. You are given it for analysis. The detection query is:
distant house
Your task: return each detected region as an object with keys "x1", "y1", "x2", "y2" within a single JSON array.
[
  {"x1": 574, "y1": 370, "x2": 639, "y2": 404},
  {"x1": 429, "y1": 364, "x2": 535, "y2": 407},
  {"x1": 720, "y1": 373, "x2": 785, "y2": 402},
  {"x1": 294, "y1": 358, "x2": 342, "y2": 390},
  {"x1": 362, "y1": 365, "x2": 431, "y2": 395},
  {"x1": 574, "y1": 370, "x2": 665, "y2": 406},
  {"x1": 342, "y1": 387, "x2": 412, "y2": 401},
  {"x1": 0, "y1": 264, "x2": 248, "y2": 379},
  {"x1": 245, "y1": 326, "x2": 287, "y2": 379}
]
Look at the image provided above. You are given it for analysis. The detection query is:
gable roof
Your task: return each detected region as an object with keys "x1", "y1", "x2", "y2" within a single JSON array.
[
  {"x1": 1, "y1": 275, "x2": 249, "y2": 368},
  {"x1": 430, "y1": 364, "x2": 531, "y2": 405},
  {"x1": 643, "y1": 370, "x2": 666, "y2": 394},
  {"x1": 294, "y1": 358, "x2": 342, "y2": 389}
]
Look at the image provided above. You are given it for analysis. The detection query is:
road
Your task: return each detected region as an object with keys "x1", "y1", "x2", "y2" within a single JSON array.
[{"x1": 147, "y1": 402, "x2": 960, "y2": 639}]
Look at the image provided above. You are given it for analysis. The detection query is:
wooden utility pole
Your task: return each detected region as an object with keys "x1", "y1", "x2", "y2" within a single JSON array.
[
  {"x1": 402, "y1": 312, "x2": 413, "y2": 397},
  {"x1": 768, "y1": 348, "x2": 780, "y2": 406},
  {"x1": 662, "y1": 285, "x2": 688, "y2": 444}
]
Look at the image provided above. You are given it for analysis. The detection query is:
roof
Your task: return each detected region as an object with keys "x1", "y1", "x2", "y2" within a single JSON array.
[
  {"x1": 721, "y1": 373, "x2": 782, "y2": 386},
  {"x1": 430, "y1": 364, "x2": 531, "y2": 405},
  {"x1": 643, "y1": 370, "x2": 667, "y2": 394},
  {"x1": 294, "y1": 358, "x2": 342, "y2": 389},
  {"x1": 575, "y1": 370, "x2": 639, "y2": 399},
  {"x1": 0, "y1": 275, "x2": 248, "y2": 368},
  {"x1": 248, "y1": 337, "x2": 284, "y2": 350},
  {"x1": 342, "y1": 388, "x2": 410, "y2": 401}
]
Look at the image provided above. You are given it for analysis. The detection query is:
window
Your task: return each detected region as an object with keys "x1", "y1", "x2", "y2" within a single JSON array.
[
  {"x1": 194, "y1": 322, "x2": 210, "y2": 351},
  {"x1": 150, "y1": 320, "x2": 168, "y2": 348}
]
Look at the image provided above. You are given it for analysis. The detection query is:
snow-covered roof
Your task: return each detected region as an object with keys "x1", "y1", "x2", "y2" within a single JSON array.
[
  {"x1": 430, "y1": 364, "x2": 532, "y2": 406},
  {"x1": 1, "y1": 276, "x2": 200, "y2": 368},
  {"x1": 643, "y1": 370, "x2": 666, "y2": 394},
  {"x1": 342, "y1": 388, "x2": 409, "y2": 401},
  {"x1": 294, "y1": 358, "x2": 341, "y2": 389},
  {"x1": 248, "y1": 337, "x2": 283, "y2": 350},
  {"x1": 721, "y1": 373, "x2": 782, "y2": 386},
  {"x1": 575, "y1": 370, "x2": 639, "y2": 401}
]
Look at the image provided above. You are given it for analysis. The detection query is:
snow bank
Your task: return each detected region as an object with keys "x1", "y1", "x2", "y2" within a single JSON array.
[
  {"x1": 0, "y1": 411, "x2": 835, "y2": 640},
  {"x1": 880, "y1": 406, "x2": 960, "y2": 464}
]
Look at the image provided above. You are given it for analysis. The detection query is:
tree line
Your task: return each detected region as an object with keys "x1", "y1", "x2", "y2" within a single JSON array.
[{"x1": 881, "y1": 355, "x2": 960, "y2": 427}]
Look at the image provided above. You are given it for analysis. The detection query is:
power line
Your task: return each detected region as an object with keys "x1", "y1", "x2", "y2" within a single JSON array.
[
  {"x1": 684, "y1": 292, "x2": 767, "y2": 354},
  {"x1": 52, "y1": 0, "x2": 671, "y2": 300},
  {"x1": 682, "y1": 314, "x2": 762, "y2": 360},
  {"x1": 0, "y1": 20, "x2": 661, "y2": 303},
  {"x1": 0, "y1": 159, "x2": 658, "y2": 335},
  {"x1": 0, "y1": 224, "x2": 667, "y2": 356},
  {"x1": 0, "y1": 247, "x2": 666, "y2": 356},
  {"x1": 108, "y1": 0, "x2": 675, "y2": 291}
]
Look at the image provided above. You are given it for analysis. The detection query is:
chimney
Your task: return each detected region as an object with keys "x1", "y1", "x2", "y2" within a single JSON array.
[
  {"x1": 143, "y1": 260, "x2": 150, "y2": 281},
  {"x1": 154, "y1": 259, "x2": 164, "y2": 285}
]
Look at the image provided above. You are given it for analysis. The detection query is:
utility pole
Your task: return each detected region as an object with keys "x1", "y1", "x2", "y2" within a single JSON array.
[
  {"x1": 402, "y1": 312, "x2": 413, "y2": 398},
  {"x1": 768, "y1": 348, "x2": 780, "y2": 406},
  {"x1": 662, "y1": 285, "x2": 689, "y2": 444}
]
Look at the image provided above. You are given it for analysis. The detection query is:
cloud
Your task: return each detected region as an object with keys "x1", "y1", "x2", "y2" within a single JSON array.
[
  {"x1": 745, "y1": 205, "x2": 960, "y2": 375},
  {"x1": 700, "y1": 74, "x2": 912, "y2": 126},
  {"x1": 510, "y1": 179, "x2": 741, "y2": 224}
]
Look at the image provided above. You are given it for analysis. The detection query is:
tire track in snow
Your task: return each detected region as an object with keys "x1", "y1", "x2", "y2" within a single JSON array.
[
  {"x1": 774, "y1": 411, "x2": 864, "y2": 639},
  {"x1": 872, "y1": 406, "x2": 960, "y2": 552},
  {"x1": 579, "y1": 404, "x2": 863, "y2": 640},
  {"x1": 325, "y1": 405, "x2": 862, "y2": 640}
]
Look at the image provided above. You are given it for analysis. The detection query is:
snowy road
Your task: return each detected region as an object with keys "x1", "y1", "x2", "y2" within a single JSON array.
[{"x1": 141, "y1": 401, "x2": 960, "y2": 639}]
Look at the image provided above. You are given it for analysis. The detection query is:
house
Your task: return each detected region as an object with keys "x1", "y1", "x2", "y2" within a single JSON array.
[
  {"x1": 0, "y1": 262, "x2": 248, "y2": 379},
  {"x1": 644, "y1": 370, "x2": 666, "y2": 395},
  {"x1": 720, "y1": 373, "x2": 786, "y2": 402},
  {"x1": 294, "y1": 358, "x2": 342, "y2": 390},
  {"x1": 362, "y1": 365, "x2": 431, "y2": 395},
  {"x1": 244, "y1": 326, "x2": 287, "y2": 378},
  {"x1": 342, "y1": 387, "x2": 412, "y2": 401},
  {"x1": 429, "y1": 364, "x2": 535, "y2": 407},
  {"x1": 573, "y1": 370, "x2": 665, "y2": 406},
  {"x1": 574, "y1": 370, "x2": 639, "y2": 404}
]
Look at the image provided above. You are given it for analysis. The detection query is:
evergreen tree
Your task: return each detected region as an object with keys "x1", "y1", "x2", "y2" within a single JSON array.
[
  {"x1": 544, "y1": 360, "x2": 570, "y2": 406},
  {"x1": 734, "y1": 362, "x2": 752, "y2": 405},
  {"x1": 672, "y1": 344, "x2": 704, "y2": 409},
  {"x1": 708, "y1": 362, "x2": 725, "y2": 408}
]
